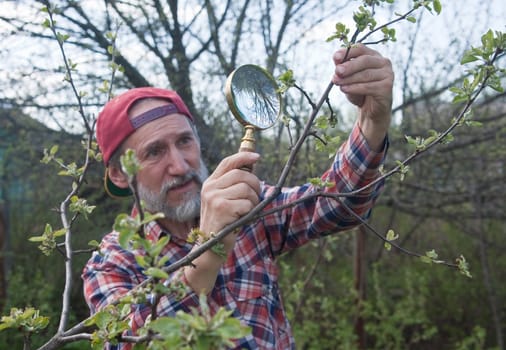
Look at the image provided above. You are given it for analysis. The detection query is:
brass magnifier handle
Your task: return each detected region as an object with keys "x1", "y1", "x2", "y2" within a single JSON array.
[
  {"x1": 239, "y1": 125, "x2": 256, "y2": 153},
  {"x1": 239, "y1": 125, "x2": 256, "y2": 171}
]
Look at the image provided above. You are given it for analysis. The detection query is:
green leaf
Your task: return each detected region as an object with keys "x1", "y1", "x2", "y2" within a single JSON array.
[
  {"x1": 456, "y1": 255, "x2": 472, "y2": 278},
  {"x1": 56, "y1": 32, "x2": 70, "y2": 44},
  {"x1": 433, "y1": 0, "x2": 442, "y2": 14},
  {"x1": 211, "y1": 243, "x2": 227, "y2": 259},
  {"x1": 420, "y1": 249, "x2": 444, "y2": 264},
  {"x1": 88, "y1": 240, "x2": 100, "y2": 248},
  {"x1": 140, "y1": 212, "x2": 165, "y2": 226},
  {"x1": 50, "y1": 144, "x2": 59, "y2": 155},
  {"x1": 114, "y1": 214, "x2": 140, "y2": 248},
  {"x1": 120, "y1": 149, "x2": 142, "y2": 179},
  {"x1": 134, "y1": 255, "x2": 148, "y2": 268},
  {"x1": 460, "y1": 53, "x2": 479, "y2": 64},
  {"x1": 308, "y1": 177, "x2": 325, "y2": 187},
  {"x1": 326, "y1": 22, "x2": 350, "y2": 43},
  {"x1": 426, "y1": 249, "x2": 439, "y2": 260},
  {"x1": 277, "y1": 69, "x2": 296, "y2": 93},
  {"x1": 149, "y1": 236, "x2": 169, "y2": 259},
  {"x1": 157, "y1": 254, "x2": 170, "y2": 267},
  {"x1": 448, "y1": 86, "x2": 464, "y2": 95},
  {"x1": 0, "y1": 307, "x2": 49, "y2": 333},
  {"x1": 384, "y1": 229, "x2": 399, "y2": 251},
  {"x1": 53, "y1": 228, "x2": 66, "y2": 238},
  {"x1": 149, "y1": 316, "x2": 180, "y2": 336},
  {"x1": 145, "y1": 267, "x2": 169, "y2": 280},
  {"x1": 440, "y1": 133, "x2": 454, "y2": 144},
  {"x1": 41, "y1": 18, "x2": 51, "y2": 28},
  {"x1": 481, "y1": 29, "x2": 494, "y2": 51}
]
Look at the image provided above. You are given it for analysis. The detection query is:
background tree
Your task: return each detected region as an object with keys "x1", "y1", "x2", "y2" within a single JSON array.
[{"x1": 0, "y1": 0, "x2": 504, "y2": 349}]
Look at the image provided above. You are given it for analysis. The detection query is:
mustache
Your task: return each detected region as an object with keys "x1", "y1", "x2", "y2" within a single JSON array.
[{"x1": 161, "y1": 171, "x2": 202, "y2": 193}]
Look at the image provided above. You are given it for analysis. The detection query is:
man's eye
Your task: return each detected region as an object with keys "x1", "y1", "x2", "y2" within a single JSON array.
[
  {"x1": 146, "y1": 147, "x2": 163, "y2": 158},
  {"x1": 179, "y1": 136, "x2": 194, "y2": 146}
]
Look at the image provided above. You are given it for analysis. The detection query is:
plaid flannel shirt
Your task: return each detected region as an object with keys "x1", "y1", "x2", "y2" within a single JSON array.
[{"x1": 82, "y1": 123, "x2": 388, "y2": 349}]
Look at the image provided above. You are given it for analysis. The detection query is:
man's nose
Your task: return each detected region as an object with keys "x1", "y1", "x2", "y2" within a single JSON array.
[{"x1": 165, "y1": 149, "x2": 190, "y2": 175}]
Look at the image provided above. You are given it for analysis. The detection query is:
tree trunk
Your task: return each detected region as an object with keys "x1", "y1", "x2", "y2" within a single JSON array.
[
  {"x1": 473, "y1": 183, "x2": 504, "y2": 349},
  {"x1": 354, "y1": 225, "x2": 367, "y2": 349}
]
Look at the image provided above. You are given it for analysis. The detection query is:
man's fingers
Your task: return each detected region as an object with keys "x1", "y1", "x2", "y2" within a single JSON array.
[
  {"x1": 210, "y1": 152, "x2": 260, "y2": 179},
  {"x1": 332, "y1": 44, "x2": 393, "y2": 110},
  {"x1": 333, "y1": 43, "x2": 379, "y2": 64},
  {"x1": 202, "y1": 179, "x2": 260, "y2": 206},
  {"x1": 332, "y1": 44, "x2": 392, "y2": 85},
  {"x1": 334, "y1": 55, "x2": 391, "y2": 81},
  {"x1": 200, "y1": 171, "x2": 261, "y2": 235}
]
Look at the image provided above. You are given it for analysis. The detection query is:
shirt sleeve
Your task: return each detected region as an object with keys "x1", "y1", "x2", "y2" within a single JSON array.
[
  {"x1": 81, "y1": 232, "x2": 201, "y2": 336},
  {"x1": 259, "y1": 122, "x2": 388, "y2": 255}
]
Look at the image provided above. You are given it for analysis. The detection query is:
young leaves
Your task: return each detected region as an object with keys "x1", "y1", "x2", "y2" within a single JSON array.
[
  {"x1": 147, "y1": 294, "x2": 251, "y2": 349},
  {"x1": 384, "y1": 229, "x2": 399, "y2": 251},
  {"x1": 450, "y1": 29, "x2": 505, "y2": 103},
  {"x1": 0, "y1": 307, "x2": 49, "y2": 334},
  {"x1": 85, "y1": 305, "x2": 130, "y2": 350},
  {"x1": 29, "y1": 223, "x2": 66, "y2": 256}
]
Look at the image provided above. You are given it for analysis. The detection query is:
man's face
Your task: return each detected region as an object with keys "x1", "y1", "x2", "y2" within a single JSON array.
[
  {"x1": 137, "y1": 158, "x2": 208, "y2": 222},
  {"x1": 122, "y1": 99, "x2": 207, "y2": 222}
]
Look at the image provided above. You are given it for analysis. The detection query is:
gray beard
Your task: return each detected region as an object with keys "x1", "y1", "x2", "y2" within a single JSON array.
[{"x1": 138, "y1": 159, "x2": 209, "y2": 223}]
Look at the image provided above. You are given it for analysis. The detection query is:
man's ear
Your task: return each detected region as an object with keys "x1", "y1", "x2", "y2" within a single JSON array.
[{"x1": 107, "y1": 166, "x2": 129, "y2": 189}]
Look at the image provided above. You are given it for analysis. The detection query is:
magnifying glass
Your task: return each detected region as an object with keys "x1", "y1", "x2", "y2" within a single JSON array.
[{"x1": 225, "y1": 64, "x2": 282, "y2": 157}]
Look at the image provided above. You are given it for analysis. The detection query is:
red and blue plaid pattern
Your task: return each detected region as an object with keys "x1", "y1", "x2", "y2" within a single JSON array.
[{"x1": 82, "y1": 123, "x2": 388, "y2": 349}]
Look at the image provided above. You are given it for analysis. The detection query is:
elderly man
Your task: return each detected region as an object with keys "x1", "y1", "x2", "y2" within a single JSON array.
[{"x1": 82, "y1": 44, "x2": 393, "y2": 349}]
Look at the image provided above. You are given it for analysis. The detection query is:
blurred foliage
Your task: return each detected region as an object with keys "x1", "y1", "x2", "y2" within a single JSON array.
[
  {"x1": 279, "y1": 206, "x2": 505, "y2": 349},
  {"x1": 0, "y1": 107, "x2": 131, "y2": 348},
  {"x1": 1, "y1": 88, "x2": 505, "y2": 347}
]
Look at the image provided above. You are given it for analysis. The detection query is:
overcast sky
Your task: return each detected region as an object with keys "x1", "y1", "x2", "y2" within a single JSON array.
[{"x1": 0, "y1": 1, "x2": 504, "y2": 130}]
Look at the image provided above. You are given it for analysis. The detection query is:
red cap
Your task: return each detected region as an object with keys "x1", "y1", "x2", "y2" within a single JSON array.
[{"x1": 96, "y1": 87, "x2": 194, "y2": 197}]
